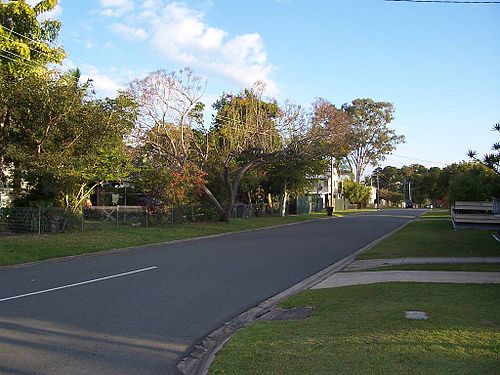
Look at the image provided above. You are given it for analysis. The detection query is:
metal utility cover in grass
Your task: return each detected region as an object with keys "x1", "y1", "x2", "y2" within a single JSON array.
[{"x1": 405, "y1": 310, "x2": 429, "y2": 320}]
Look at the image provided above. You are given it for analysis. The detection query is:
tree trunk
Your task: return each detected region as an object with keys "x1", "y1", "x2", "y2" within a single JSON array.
[
  {"x1": 12, "y1": 162, "x2": 23, "y2": 194},
  {"x1": 278, "y1": 180, "x2": 288, "y2": 217},
  {"x1": 267, "y1": 193, "x2": 273, "y2": 214},
  {"x1": 220, "y1": 159, "x2": 261, "y2": 222},
  {"x1": 201, "y1": 185, "x2": 225, "y2": 216}
]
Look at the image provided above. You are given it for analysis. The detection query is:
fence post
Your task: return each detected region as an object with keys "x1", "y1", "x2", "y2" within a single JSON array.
[
  {"x1": 81, "y1": 204, "x2": 84, "y2": 231},
  {"x1": 38, "y1": 206, "x2": 41, "y2": 235},
  {"x1": 116, "y1": 205, "x2": 119, "y2": 229},
  {"x1": 145, "y1": 207, "x2": 148, "y2": 228}
]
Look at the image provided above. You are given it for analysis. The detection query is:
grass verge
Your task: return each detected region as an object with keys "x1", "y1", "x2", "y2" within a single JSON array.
[
  {"x1": 210, "y1": 283, "x2": 500, "y2": 375},
  {"x1": 421, "y1": 208, "x2": 450, "y2": 219},
  {"x1": 358, "y1": 220, "x2": 499, "y2": 259},
  {"x1": 346, "y1": 263, "x2": 500, "y2": 272},
  {"x1": 0, "y1": 213, "x2": 325, "y2": 266}
]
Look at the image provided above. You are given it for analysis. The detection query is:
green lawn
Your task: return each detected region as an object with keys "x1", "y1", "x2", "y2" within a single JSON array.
[
  {"x1": 0, "y1": 213, "x2": 325, "y2": 266},
  {"x1": 347, "y1": 263, "x2": 500, "y2": 272},
  {"x1": 358, "y1": 220, "x2": 499, "y2": 259},
  {"x1": 421, "y1": 208, "x2": 451, "y2": 219},
  {"x1": 210, "y1": 283, "x2": 500, "y2": 375}
]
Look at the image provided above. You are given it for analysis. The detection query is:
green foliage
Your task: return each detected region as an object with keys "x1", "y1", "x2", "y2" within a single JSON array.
[
  {"x1": 378, "y1": 188, "x2": 403, "y2": 204},
  {"x1": 447, "y1": 165, "x2": 500, "y2": 203},
  {"x1": 468, "y1": 123, "x2": 500, "y2": 175},
  {"x1": 0, "y1": 0, "x2": 65, "y2": 78},
  {"x1": 207, "y1": 85, "x2": 283, "y2": 219},
  {"x1": 343, "y1": 180, "x2": 371, "y2": 207},
  {"x1": 342, "y1": 98, "x2": 405, "y2": 182},
  {"x1": 212, "y1": 86, "x2": 281, "y2": 156},
  {"x1": 4, "y1": 71, "x2": 136, "y2": 210}
]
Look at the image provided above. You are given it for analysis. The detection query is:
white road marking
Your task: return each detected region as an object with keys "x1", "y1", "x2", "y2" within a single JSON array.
[{"x1": 0, "y1": 266, "x2": 158, "y2": 302}]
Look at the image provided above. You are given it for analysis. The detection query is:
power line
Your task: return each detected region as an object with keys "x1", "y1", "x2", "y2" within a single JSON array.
[
  {"x1": 0, "y1": 27, "x2": 63, "y2": 62},
  {"x1": 0, "y1": 51, "x2": 42, "y2": 70},
  {"x1": 0, "y1": 25, "x2": 89, "y2": 68},
  {"x1": 0, "y1": 48, "x2": 47, "y2": 68},
  {"x1": 389, "y1": 154, "x2": 449, "y2": 165},
  {"x1": 0, "y1": 25, "x2": 57, "y2": 48},
  {"x1": 385, "y1": 0, "x2": 500, "y2": 3}
]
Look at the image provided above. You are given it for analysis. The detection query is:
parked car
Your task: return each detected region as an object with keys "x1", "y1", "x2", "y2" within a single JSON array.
[{"x1": 405, "y1": 201, "x2": 414, "y2": 209}]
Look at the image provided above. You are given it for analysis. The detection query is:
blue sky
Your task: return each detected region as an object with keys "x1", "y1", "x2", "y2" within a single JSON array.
[{"x1": 43, "y1": 0, "x2": 500, "y2": 172}]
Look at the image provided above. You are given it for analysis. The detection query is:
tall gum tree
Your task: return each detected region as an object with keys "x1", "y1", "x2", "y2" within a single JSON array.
[{"x1": 342, "y1": 98, "x2": 405, "y2": 182}]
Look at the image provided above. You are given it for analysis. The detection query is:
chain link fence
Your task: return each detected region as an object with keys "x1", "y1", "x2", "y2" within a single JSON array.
[
  {"x1": 0, "y1": 202, "x2": 274, "y2": 235},
  {"x1": 0, "y1": 207, "x2": 79, "y2": 234}
]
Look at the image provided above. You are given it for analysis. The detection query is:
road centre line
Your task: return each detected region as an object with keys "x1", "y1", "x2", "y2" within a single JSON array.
[{"x1": 0, "y1": 266, "x2": 158, "y2": 303}]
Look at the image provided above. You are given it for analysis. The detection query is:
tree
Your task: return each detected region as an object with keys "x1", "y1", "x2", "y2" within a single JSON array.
[
  {"x1": 342, "y1": 98, "x2": 405, "y2": 182},
  {"x1": 467, "y1": 123, "x2": 500, "y2": 175},
  {"x1": 343, "y1": 180, "x2": 371, "y2": 207},
  {"x1": 0, "y1": 0, "x2": 66, "y2": 191},
  {"x1": 447, "y1": 163, "x2": 500, "y2": 203},
  {"x1": 6, "y1": 71, "x2": 136, "y2": 212},
  {"x1": 126, "y1": 68, "x2": 208, "y2": 207},
  {"x1": 260, "y1": 101, "x2": 326, "y2": 216},
  {"x1": 378, "y1": 188, "x2": 403, "y2": 205},
  {"x1": 310, "y1": 98, "x2": 352, "y2": 159},
  {"x1": 0, "y1": 0, "x2": 65, "y2": 77},
  {"x1": 209, "y1": 83, "x2": 282, "y2": 221}
]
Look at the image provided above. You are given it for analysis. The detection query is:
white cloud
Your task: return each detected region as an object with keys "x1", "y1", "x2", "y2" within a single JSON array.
[
  {"x1": 148, "y1": 3, "x2": 277, "y2": 94},
  {"x1": 99, "y1": 0, "x2": 134, "y2": 17},
  {"x1": 98, "y1": 1, "x2": 277, "y2": 94},
  {"x1": 142, "y1": 0, "x2": 162, "y2": 9},
  {"x1": 110, "y1": 23, "x2": 148, "y2": 41},
  {"x1": 77, "y1": 64, "x2": 123, "y2": 98}
]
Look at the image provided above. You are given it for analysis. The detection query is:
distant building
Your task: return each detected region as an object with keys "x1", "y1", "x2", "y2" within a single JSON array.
[{"x1": 304, "y1": 166, "x2": 344, "y2": 210}]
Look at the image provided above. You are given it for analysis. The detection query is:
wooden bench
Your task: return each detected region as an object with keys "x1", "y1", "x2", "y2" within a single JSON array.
[{"x1": 451, "y1": 201, "x2": 500, "y2": 225}]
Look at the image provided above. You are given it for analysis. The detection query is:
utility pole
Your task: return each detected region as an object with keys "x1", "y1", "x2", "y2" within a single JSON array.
[
  {"x1": 330, "y1": 157, "x2": 334, "y2": 208},
  {"x1": 376, "y1": 173, "x2": 380, "y2": 209}
]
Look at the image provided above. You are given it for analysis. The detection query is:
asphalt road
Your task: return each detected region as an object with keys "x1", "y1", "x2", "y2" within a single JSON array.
[{"x1": 0, "y1": 209, "x2": 424, "y2": 375}]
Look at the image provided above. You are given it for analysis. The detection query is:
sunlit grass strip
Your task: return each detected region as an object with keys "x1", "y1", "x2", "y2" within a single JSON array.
[
  {"x1": 210, "y1": 283, "x2": 500, "y2": 375},
  {"x1": 358, "y1": 220, "x2": 499, "y2": 259},
  {"x1": 421, "y1": 208, "x2": 451, "y2": 219}
]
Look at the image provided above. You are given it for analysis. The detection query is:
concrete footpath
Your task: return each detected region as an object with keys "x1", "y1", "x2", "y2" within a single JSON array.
[
  {"x1": 313, "y1": 256, "x2": 500, "y2": 289},
  {"x1": 313, "y1": 270, "x2": 500, "y2": 288},
  {"x1": 344, "y1": 257, "x2": 500, "y2": 271}
]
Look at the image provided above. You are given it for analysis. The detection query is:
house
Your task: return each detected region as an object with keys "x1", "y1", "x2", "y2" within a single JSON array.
[{"x1": 304, "y1": 166, "x2": 344, "y2": 210}]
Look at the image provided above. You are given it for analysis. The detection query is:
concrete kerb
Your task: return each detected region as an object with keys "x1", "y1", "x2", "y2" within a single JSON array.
[
  {"x1": 0, "y1": 216, "x2": 333, "y2": 270},
  {"x1": 177, "y1": 217, "x2": 415, "y2": 375}
]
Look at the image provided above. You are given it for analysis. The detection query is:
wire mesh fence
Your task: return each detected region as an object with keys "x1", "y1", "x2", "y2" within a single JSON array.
[
  {"x1": 0, "y1": 207, "x2": 80, "y2": 234},
  {"x1": 0, "y1": 202, "x2": 283, "y2": 235}
]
